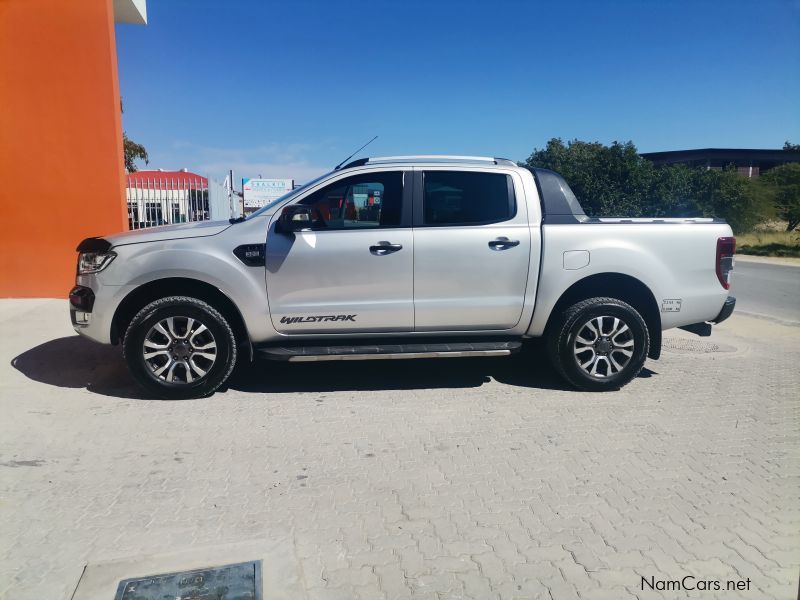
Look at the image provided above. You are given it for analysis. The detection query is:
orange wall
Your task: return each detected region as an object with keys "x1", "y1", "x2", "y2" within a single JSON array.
[{"x1": 0, "y1": 0, "x2": 128, "y2": 298}]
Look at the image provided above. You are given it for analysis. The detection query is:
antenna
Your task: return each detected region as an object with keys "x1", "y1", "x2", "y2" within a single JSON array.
[{"x1": 334, "y1": 136, "x2": 378, "y2": 170}]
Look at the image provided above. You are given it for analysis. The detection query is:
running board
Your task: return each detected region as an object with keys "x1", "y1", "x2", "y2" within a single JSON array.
[{"x1": 257, "y1": 341, "x2": 522, "y2": 362}]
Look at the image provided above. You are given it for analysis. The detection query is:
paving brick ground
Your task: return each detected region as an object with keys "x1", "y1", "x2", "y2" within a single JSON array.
[{"x1": 0, "y1": 299, "x2": 797, "y2": 599}]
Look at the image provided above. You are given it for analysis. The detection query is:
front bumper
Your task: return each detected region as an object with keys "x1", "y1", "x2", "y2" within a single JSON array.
[
  {"x1": 68, "y1": 278, "x2": 129, "y2": 344},
  {"x1": 69, "y1": 285, "x2": 95, "y2": 328},
  {"x1": 69, "y1": 286, "x2": 95, "y2": 311}
]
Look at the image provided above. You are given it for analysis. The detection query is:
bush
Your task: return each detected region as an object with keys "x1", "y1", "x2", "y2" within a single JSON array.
[
  {"x1": 754, "y1": 163, "x2": 800, "y2": 231},
  {"x1": 524, "y1": 138, "x2": 774, "y2": 233},
  {"x1": 689, "y1": 167, "x2": 772, "y2": 234},
  {"x1": 524, "y1": 139, "x2": 654, "y2": 217}
]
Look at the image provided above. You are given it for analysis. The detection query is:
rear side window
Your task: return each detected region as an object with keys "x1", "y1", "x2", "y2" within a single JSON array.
[{"x1": 423, "y1": 171, "x2": 515, "y2": 226}]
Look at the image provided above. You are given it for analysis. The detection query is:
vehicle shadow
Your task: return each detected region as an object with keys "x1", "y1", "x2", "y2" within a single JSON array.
[
  {"x1": 10, "y1": 335, "x2": 147, "y2": 399},
  {"x1": 230, "y1": 342, "x2": 582, "y2": 394},
  {"x1": 11, "y1": 336, "x2": 656, "y2": 399}
]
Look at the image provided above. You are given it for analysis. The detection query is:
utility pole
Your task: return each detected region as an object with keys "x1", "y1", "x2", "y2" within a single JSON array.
[{"x1": 229, "y1": 168, "x2": 235, "y2": 218}]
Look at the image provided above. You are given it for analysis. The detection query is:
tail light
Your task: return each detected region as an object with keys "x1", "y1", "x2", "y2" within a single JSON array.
[{"x1": 716, "y1": 236, "x2": 736, "y2": 290}]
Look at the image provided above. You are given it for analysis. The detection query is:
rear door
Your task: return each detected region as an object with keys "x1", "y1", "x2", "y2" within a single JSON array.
[
  {"x1": 265, "y1": 169, "x2": 413, "y2": 334},
  {"x1": 412, "y1": 168, "x2": 531, "y2": 331}
]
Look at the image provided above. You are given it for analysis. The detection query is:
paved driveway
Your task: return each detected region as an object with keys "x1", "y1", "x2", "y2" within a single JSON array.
[{"x1": 0, "y1": 299, "x2": 798, "y2": 599}]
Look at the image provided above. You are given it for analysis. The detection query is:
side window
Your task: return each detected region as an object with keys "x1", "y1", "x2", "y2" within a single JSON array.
[
  {"x1": 299, "y1": 171, "x2": 403, "y2": 229},
  {"x1": 423, "y1": 171, "x2": 515, "y2": 226}
]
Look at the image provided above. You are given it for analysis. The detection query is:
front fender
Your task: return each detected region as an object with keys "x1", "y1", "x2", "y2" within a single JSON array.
[{"x1": 102, "y1": 240, "x2": 274, "y2": 342}]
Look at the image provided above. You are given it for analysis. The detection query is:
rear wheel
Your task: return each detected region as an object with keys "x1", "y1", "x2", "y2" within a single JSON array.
[
  {"x1": 123, "y1": 296, "x2": 237, "y2": 399},
  {"x1": 547, "y1": 297, "x2": 649, "y2": 391}
]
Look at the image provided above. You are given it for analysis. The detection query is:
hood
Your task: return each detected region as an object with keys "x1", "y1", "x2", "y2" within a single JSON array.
[{"x1": 104, "y1": 220, "x2": 232, "y2": 247}]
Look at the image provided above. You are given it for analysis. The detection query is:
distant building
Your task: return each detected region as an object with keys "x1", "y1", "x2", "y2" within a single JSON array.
[
  {"x1": 126, "y1": 169, "x2": 209, "y2": 228},
  {"x1": 126, "y1": 169, "x2": 208, "y2": 189},
  {"x1": 640, "y1": 148, "x2": 800, "y2": 178}
]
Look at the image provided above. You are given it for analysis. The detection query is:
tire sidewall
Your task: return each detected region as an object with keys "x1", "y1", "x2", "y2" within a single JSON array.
[
  {"x1": 559, "y1": 300, "x2": 649, "y2": 391},
  {"x1": 124, "y1": 299, "x2": 236, "y2": 399}
]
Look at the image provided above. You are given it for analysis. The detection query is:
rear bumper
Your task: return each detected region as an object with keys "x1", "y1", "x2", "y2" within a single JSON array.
[
  {"x1": 712, "y1": 295, "x2": 736, "y2": 324},
  {"x1": 678, "y1": 296, "x2": 735, "y2": 336}
]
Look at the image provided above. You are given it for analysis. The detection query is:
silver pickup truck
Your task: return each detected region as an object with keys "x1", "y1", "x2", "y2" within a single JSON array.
[{"x1": 70, "y1": 155, "x2": 736, "y2": 399}]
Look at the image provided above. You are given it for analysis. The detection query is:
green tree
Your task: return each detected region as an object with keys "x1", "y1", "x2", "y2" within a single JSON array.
[
  {"x1": 783, "y1": 141, "x2": 800, "y2": 151},
  {"x1": 524, "y1": 138, "x2": 656, "y2": 216},
  {"x1": 649, "y1": 164, "x2": 700, "y2": 217},
  {"x1": 524, "y1": 138, "x2": 772, "y2": 232},
  {"x1": 689, "y1": 167, "x2": 769, "y2": 233},
  {"x1": 123, "y1": 132, "x2": 148, "y2": 172},
  {"x1": 120, "y1": 99, "x2": 148, "y2": 172},
  {"x1": 757, "y1": 162, "x2": 800, "y2": 231}
]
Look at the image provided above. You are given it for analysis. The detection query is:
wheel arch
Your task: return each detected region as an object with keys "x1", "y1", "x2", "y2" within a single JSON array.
[
  {"x1": 544, "y1": 272, "x2": 662, "y2": 359},
  {"x1": 111, "y1": 277, "x2": 252, "y2": 359}
]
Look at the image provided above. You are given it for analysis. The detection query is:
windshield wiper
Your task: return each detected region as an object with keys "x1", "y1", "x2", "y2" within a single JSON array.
[{"x1": 229, "y1": 216, "x2": 246, "y2": 224}]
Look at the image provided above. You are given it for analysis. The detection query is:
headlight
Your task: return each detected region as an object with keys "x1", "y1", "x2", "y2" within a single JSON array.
[{"x1": 77, "y1": 252, "x2": 116, "y2": 274}]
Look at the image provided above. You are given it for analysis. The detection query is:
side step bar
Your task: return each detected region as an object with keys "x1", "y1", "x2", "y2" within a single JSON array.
[{"x1": 257, "y1": 341, "x2": 522, "y2": 362}]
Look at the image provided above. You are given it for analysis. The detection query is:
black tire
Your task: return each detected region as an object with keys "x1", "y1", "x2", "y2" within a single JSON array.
[
  {"x1": 123, "y1": 296, "x2": 237, "y2": 399},
  {"x1": 547, "y1": 297, "x2": 649, "y2": 392}
]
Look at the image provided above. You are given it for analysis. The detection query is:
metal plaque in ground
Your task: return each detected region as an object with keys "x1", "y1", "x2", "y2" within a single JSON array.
[{"x1": 114, "y1": 560, "x2": 262, "y2": 600}]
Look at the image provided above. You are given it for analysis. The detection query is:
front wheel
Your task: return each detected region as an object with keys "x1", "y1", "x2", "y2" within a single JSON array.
[
  {"x1": 547, "y1": 297, "x2": 649, "y2": 392},
  {"x1": 123, "y1": 296, "x2": 238, "y2": 399}
]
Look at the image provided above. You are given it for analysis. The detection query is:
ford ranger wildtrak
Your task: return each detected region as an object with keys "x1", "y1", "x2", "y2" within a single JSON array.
[{"x1": 70, "y1": 156, "x2": 736, "y2": 399}]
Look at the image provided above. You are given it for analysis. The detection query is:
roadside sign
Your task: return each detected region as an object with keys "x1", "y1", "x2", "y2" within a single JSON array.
[{"x1": 242, "y1": 178, "x2": 294, "y2": 208}]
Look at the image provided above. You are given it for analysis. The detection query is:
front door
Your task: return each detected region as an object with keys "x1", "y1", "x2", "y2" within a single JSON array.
[
  {"x1": 412, "y1": 169, "x2": 531, "y2": 331},
  {"x1": 266, "y1": 169, "x2": 413, "y2": 334}
]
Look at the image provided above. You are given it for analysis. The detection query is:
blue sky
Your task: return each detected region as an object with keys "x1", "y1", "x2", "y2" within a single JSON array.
[{"x1": 116, "y1": 0, "x2": 800, "y2": 182}]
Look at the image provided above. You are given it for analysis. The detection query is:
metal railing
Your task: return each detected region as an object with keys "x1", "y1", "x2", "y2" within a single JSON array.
[{"x1": 126, "y1": 174, "x2": 233, "y2": 229}]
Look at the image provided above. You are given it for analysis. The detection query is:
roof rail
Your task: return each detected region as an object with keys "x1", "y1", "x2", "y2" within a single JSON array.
[
  {"x1": 370, "y1": 155, "x2": 516, "y2": 164},
  {"x1": 338, "y1": 155, "x2": 519, "y2": 170},
  {"x1": 370, "y1": 155, "x2": 495, "y2": 162}
]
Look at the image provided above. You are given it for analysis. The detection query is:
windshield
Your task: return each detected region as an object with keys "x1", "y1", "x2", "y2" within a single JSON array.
[{"x1": 245, "y1": 171, "x2": 332, "y2": 219}]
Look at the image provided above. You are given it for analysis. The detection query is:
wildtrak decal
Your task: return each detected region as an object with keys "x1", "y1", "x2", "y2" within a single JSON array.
[{"x1": 280, "y1": 315, "x2": 357, "y2": 324}]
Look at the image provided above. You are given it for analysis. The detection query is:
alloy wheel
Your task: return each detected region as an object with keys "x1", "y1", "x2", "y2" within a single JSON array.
[
  {"x1": 573, "y1": 315, "x2": 635, "y2": 378},
  {"x1": 142, "y1": 316, "x2": 217, "y2": 384}
]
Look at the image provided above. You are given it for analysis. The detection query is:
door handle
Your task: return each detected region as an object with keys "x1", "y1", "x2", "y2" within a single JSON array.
[
  {"x1": 369, "y1": 241, "x2": 403, "y2": 255},
  {"x1": 488, "y1": 237, "x2": 520, "y2": 250}
]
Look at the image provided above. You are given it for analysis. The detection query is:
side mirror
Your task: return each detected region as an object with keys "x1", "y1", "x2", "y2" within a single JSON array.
[{"x1": 276, "y1": 205, "x2": 313, "y2": 233}]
